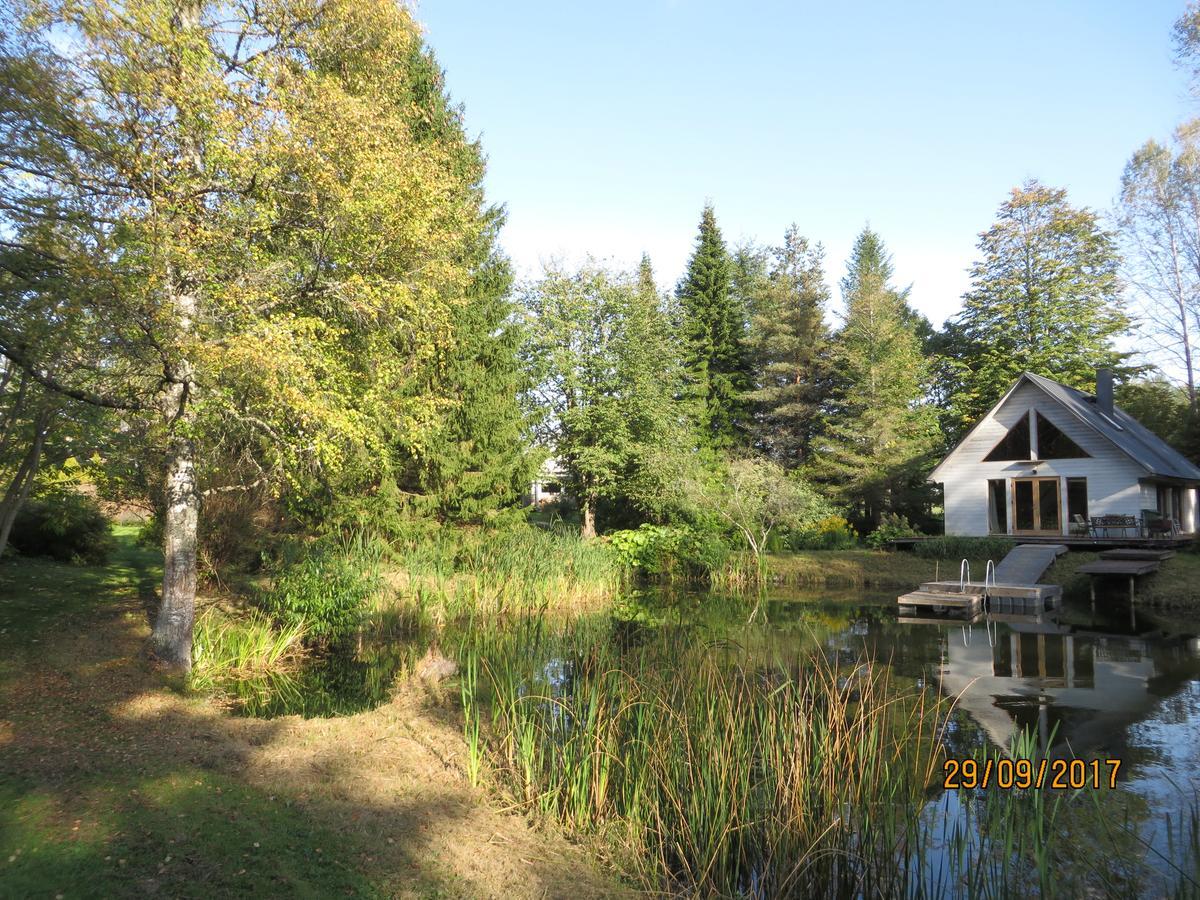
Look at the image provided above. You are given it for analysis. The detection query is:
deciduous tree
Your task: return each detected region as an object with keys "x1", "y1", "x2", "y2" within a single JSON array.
[
  {"x1": 947, "y1": 181, "x2": 1130, "y2": 429},
  {"x1": 0, "y1": 0, "x2": 494, "y2": 668}
]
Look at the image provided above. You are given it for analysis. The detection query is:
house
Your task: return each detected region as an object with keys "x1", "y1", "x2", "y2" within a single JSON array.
[
  {"x1": 929, "y1": 370, "x2": 1200, "y2": 537},
  {"x1": 528, "y1": 458, "x2": 566, "y2": 507}
]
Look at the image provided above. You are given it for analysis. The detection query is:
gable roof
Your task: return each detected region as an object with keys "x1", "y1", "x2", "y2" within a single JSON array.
[{"x1": 929, "y1": 372, "x2": 1200, "y2": 484}]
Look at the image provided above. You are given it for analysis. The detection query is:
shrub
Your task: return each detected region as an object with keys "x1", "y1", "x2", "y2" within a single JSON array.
[
  {"x1": 9, "y1": 490, "x2": 114, "y2": 565},
  {"x1": 608, "y1": 523, "x2": 733, "y2": 580},
  {"x1": 911, "y1": 535, "x2": 1015, "y2": 561},
  {"x1": 789, "y1": 515, "x2": 858, "y2": 550},
  {"x1": 864, "y1": 513, "x2": 921, "y2": 549},
  {"x1": 259, "y1": 536, "x2": 382, "y2": 641}
]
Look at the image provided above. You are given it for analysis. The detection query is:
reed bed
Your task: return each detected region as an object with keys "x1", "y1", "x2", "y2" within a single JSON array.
[
  {"x1": 455, "y1": 610, "x2": 1200, "y2": 898},
  {"x1": 456, "y1": 616, "x2": 948, "y2": 897},
  {"x1": 379, "y1": 524, "x2": 626, "y2": 617}
]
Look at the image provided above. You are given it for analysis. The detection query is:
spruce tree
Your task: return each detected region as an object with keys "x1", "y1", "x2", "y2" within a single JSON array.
[
  {"x1": 947, "y1": 180, "x2": 1131, "y2": 429},
  {"x1": 676, "y1": 205, "x2": 752, "y2": 449},
  {"x1": 809, "y1": 228, "x2": 939, "y2": 529},
  {"x1": 395, "y1": 44, "x2": 536, "y2": 522},
  {"x1": 744, "y1": 225, "x2": 831, "y2": 467}
]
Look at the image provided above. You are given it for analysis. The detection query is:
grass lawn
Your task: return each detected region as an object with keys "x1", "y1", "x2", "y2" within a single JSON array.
[
  {"x1": 0, "y1": 528, "x2": 623, "y2": 899},
  {"x1": 764, "y1": 549, "x2": 999, "y2": 589}
]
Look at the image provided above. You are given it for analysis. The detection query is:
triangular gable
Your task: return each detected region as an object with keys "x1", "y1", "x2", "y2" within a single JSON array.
[{"x1": 930, "y1": 373, "x2": 1132, "y2": 482}]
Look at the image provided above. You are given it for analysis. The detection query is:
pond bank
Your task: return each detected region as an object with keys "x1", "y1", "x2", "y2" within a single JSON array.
[
  {"x1": 0, "y1": 531, "x2": 625, "y2": 898},
  {"x1": 763, "y1": 546, "x2": 1200, "y2": 606}
]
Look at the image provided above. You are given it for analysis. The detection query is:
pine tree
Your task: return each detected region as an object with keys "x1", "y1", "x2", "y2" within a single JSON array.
[
  {"x1": 809, "y1": 228, "x2": 939, "y2": 529},
  {"x1": 676, "y1": 205, "x2": 752, "y2": 449},
  {"x1": 744, "y1": 225, "x2": 831, "y2": 467},
  {"x1": 948, "y1": 180, "x2": 1131, "y2": 429}
]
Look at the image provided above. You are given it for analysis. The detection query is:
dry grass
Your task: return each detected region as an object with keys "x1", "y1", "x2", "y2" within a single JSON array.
[{"x1": 0, "y1": 534, "x2": 627, "y2": 899}]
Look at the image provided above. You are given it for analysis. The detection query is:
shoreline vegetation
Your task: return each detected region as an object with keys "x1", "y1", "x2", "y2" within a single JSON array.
[{"x1": 5, "y1": 528, "x2": 1200, "y2": 896}]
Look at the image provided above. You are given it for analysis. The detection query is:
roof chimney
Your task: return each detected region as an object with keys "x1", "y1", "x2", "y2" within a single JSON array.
[{"x1": 1096, "y1": 368, "x2": 1114, "y2": 415}]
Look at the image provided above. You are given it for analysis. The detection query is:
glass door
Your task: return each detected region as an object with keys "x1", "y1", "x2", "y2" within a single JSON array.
[{"x1": 1012, "y1": 478, "x2": 1062, "y2": 534}]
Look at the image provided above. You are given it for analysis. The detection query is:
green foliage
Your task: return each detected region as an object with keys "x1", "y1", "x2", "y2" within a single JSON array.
[
  {"x1": 742, "y1": 226, "x2": 831, "y2": 466},
  {"x1": 683, "y1": 457, "x2": 831, "y2": 569},
  {"x1": 945, "y1": 181, "x2": 1132, "y2": 431},
  {"x1": 677, "y1": 205, "x2": 752, "y2": 449},
  {"x1": 189, "y1": 606, "x2": 307, "y2": 694},
  {"x1": 525, "y1": 260, "x2": 688, "y2": 534},
  {"x1": 1116, "y1": 379, "x2": 1194, "y2": 452},
  {"x1": 8, "y1": 489, "x2": 114, "y2": 565},
  {"x1": 608, "y1": 523, "x2": 732, "y2": 578},
  {"x1": 808, "y1": 228, "x2": 940, "y2": 528},
  {"x1": 789, "y1": 514, "x2": 859, "y2": 550},
  {"x1": 864, "y1": 512, "x2": 921, "y2": 549},
  {"x1": 910, "y1": 535, "x2": 1016, "y2": 561},
  {"x1": 260, "y1": 538, "x2": 383, "y2": 641}
]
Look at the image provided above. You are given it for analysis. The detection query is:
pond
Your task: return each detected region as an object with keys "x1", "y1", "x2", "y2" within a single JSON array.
[{"x1": 235, "y1": 585, "x2": 1200, "y2": 896}]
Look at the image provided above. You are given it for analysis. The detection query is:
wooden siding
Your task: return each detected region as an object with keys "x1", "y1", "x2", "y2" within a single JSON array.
[{"x1": 933, "y1": 382, "x2": 1153, "y2": 537}]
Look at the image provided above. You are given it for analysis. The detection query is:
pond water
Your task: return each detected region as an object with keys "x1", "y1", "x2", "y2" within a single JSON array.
[{"x1": 236, "y1": 585, "x2": 1200, "y2": 893}]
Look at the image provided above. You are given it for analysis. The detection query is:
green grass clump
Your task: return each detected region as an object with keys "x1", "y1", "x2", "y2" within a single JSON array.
[
  {"x1": 910, "y1": 536, "x2": 1016, "y2": 561},
  {"x1": 381, "y1": 523, "x2": 625, "y2": 616},
  {"x1": 189, "y1": 606, "x2": 306, "y2": 694}
]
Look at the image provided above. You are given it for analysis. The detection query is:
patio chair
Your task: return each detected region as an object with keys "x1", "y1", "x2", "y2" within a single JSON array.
[{"x1": 1070, "y1": 513, "x2": 1090, "y2": 537}]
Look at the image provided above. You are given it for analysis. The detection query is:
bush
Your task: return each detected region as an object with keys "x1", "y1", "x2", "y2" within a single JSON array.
[
  {"x1": 259, "y1": 536, "x2": 382, "y2": 641},
  {"x1": 789, "y1": 515, "x2": 858, "y2": 550},
  {"x1": 9, "y1": 490, "x2": 114, "y2": 565},
  {"x1": 608, "y1": 523, "x2": 732, "y2": 579},
  {"x1": 910, "y1": 536, "x2": 1015, "y2": 561},
  {"x1": 864, "y1": 513, "x2": 921, "y2": 549}
]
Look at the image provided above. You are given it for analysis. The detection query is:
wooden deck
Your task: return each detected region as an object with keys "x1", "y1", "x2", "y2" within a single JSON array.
[
  {"x1": 889, "y1": 535, "x2": 1193, "y2": 550},
  {"x1": 897, "y1": 543, "x2": 1065, "y2": 618},
  {"x1": 1075, "y1": 556, "x2": 1162, "y2": 602}
]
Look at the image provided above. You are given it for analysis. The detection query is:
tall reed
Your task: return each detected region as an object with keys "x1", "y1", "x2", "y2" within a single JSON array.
[{"x1": 456, "y1": 616, "x2": 947, "y2": 896}]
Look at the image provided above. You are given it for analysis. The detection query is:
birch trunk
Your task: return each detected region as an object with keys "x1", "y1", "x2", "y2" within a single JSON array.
[{"x1": 152, "y1": 419, "x2": 198, "y2": 671}]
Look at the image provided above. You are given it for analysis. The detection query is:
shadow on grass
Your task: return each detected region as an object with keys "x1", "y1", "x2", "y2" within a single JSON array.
[{"x1": 0, "y1": 529, "x2": 611, "y2": 898}]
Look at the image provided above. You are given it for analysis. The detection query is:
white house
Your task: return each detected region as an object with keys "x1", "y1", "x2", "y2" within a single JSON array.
[
  {"x1": 529, "y1": 458, "x2": 566, "y2": 506},
  {"x1": 929, "y1": 371, "x2": 1200, "y2": 537}
]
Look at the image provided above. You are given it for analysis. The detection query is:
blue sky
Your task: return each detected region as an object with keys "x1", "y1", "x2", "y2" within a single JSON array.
[{"x1": 415, "y1": 1, "x2": 1193, "y2": 326}]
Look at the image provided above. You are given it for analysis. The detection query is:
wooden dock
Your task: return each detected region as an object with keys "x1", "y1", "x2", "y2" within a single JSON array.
[
  {"x1": 897, "y1": 544, "x2": 1066, "y2": 618},
  {"x1": 1076, "y1": 556, "x2": 1162, "y2": 602}
]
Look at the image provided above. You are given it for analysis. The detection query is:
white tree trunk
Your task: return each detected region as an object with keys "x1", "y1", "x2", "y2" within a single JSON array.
[{"x1": 152, "y1": 429, "x2": 198, "y2": 670}]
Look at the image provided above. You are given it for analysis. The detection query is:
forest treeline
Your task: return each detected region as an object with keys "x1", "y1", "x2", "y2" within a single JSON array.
[{"x1": 1, "y1": 0, "x2": 1199, "y2": 668}]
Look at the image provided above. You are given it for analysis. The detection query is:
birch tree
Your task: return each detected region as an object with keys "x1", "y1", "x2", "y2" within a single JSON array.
[
  {"x1": 0, "y1": 0, "x2": 490, "y2": 669},
  {"x1": 1118, "y1": 130, "x2": 1200, "y2": 409}
]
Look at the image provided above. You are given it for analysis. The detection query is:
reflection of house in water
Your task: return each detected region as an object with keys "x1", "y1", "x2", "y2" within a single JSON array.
[{"x1": 937, "y1": 617, "x2": 1200, "y2": 754}]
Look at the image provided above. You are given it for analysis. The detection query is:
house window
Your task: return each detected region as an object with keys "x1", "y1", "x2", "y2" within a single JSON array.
[
  {"x1": 987, "y1": 479, "x2": 1007, "y2": 533},
  {"x1": 1066, "y1": 478, "x2": 1088, "y2": 528},
  {"x1": 984, "y1": 414, "x2": 1031, "y2": 461},
  {"x1": 1036, "y1": 413, "x2": 1089, "y2": 459}
]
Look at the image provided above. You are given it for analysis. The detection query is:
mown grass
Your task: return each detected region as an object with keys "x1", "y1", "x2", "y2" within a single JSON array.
[
  {"x1": 1044, "y1": 549, "x2": 1200, "y2": 608},
  {"x1": 763, "y1": 549, "x2": 1000, "y2": 589}
]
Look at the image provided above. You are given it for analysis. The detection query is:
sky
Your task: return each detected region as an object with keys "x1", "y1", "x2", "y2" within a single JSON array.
[{"x1": 414, "y1": 1, "x2": 1194, "y2": 326}]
